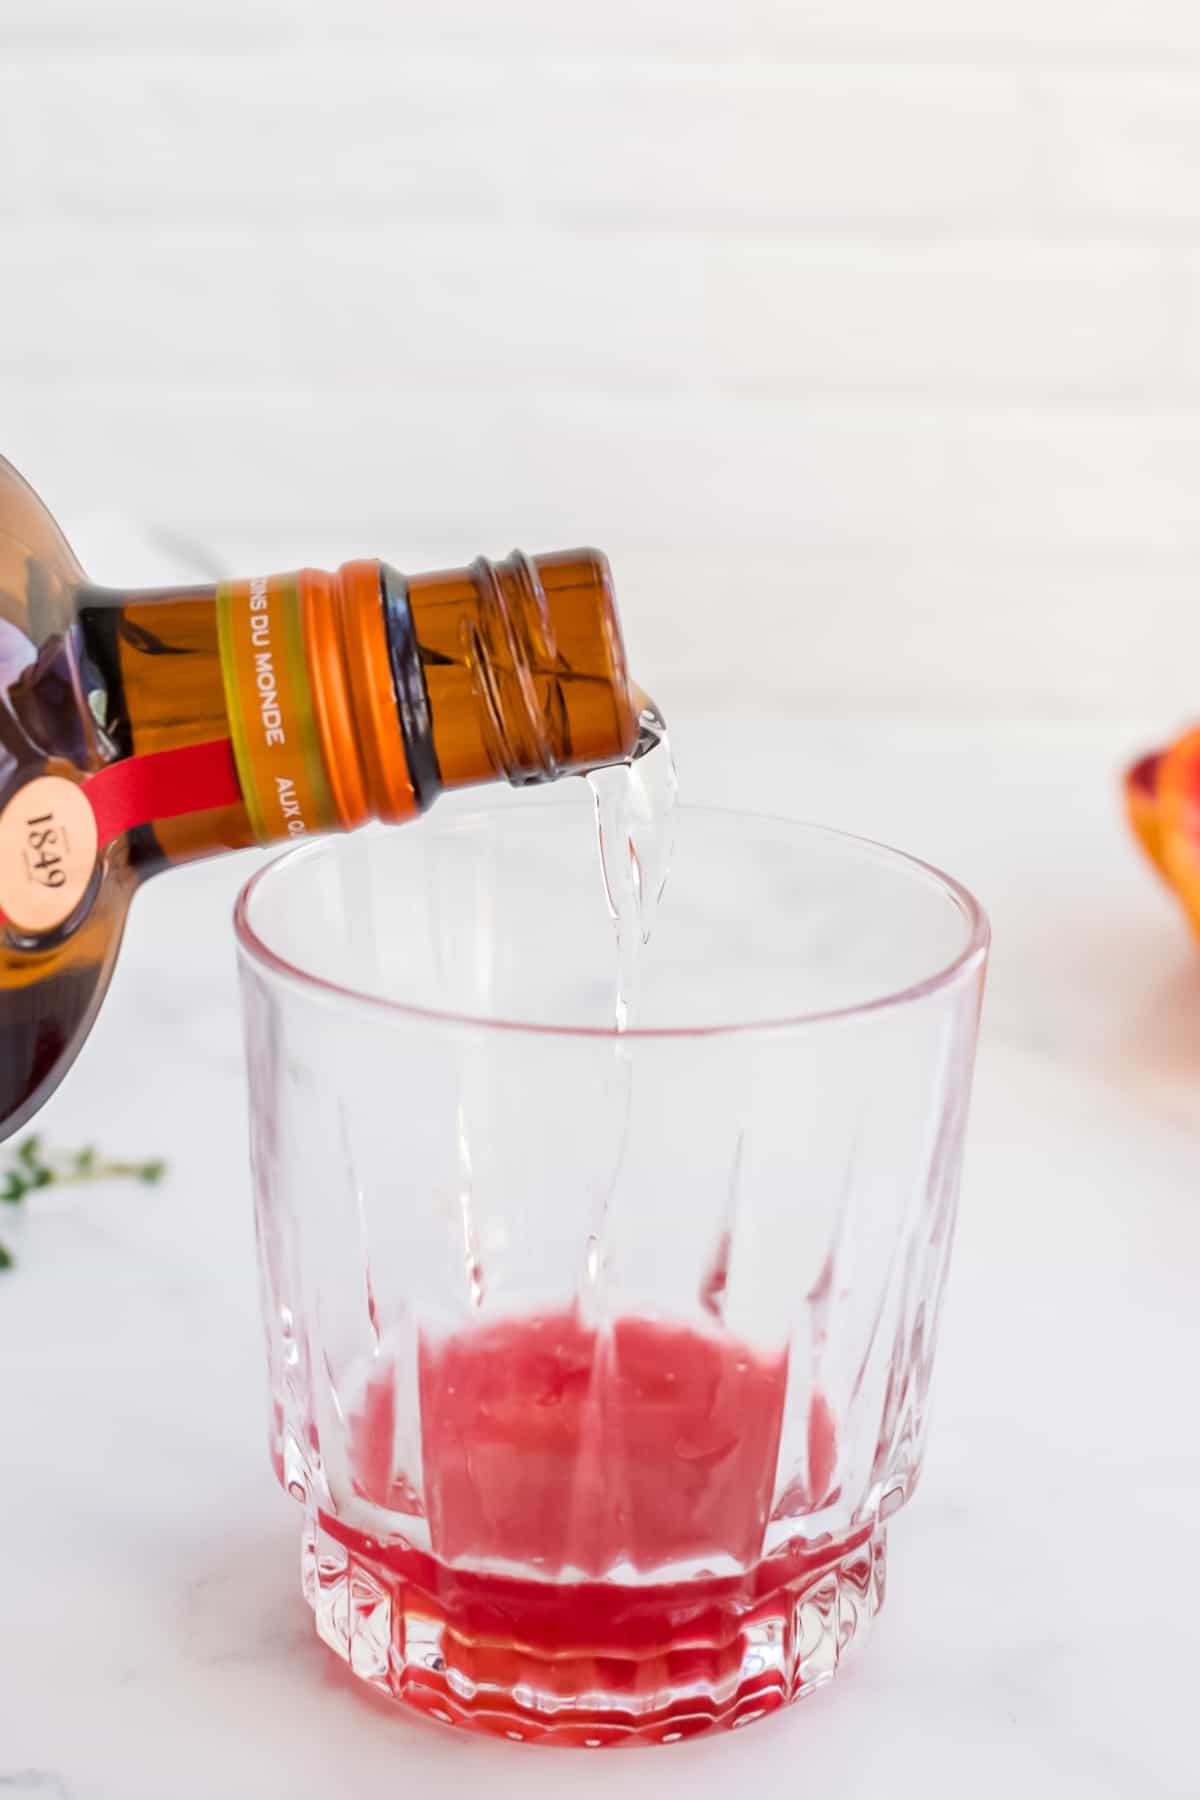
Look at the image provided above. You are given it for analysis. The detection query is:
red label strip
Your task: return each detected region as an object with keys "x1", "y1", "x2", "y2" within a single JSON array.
[{"x1": 84, "y1": 738, "x2": 242, "y2": 848}]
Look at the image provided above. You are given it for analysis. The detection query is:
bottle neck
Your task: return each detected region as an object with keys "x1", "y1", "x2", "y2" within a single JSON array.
[
  {"x1": 70, "y1": 548, "x2": 638, "y2": 863},
  {"x1": 217, "y1": 550, "x2": 638, "y2": 846}
]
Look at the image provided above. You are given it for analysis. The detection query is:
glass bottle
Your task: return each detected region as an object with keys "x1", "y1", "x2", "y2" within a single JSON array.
[{"x1": 0, "y1": 454, "x2": 638, "y2": 1138}]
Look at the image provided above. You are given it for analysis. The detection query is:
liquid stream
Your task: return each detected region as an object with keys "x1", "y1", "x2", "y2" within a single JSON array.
[
  {"x1": 585, "y1": 690, "x2": 677, "y2": 1033},
  {"x1": 302, "y1": 692, "x2": 870, "y2": 1740}
]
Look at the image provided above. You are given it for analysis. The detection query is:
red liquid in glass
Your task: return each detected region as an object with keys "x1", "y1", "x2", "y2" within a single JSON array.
[{"x1": 312, "y1": 1311, "x2": 866, "y2": 1743}]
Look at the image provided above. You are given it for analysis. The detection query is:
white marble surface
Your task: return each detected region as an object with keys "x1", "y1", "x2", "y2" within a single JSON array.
[{"x1": 1, "y1": 720, "x2": 1197, "y2": 1799}]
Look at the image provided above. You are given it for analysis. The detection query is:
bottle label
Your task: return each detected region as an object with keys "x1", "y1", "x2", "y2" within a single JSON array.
[
  {"x1": 0, "y1": 775, "x2": 98, "y2": 934},
  {"x1": 215, "y1": 574, "x2": 337, "y2": 844},
  {"x1": 0, "y1": 743, "x2": 243, "y2": 938}
]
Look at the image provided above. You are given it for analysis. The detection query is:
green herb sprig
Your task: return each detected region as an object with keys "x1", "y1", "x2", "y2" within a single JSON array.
[{"x1": 0, "y1": 1135, "x2": 166, "y2": 1268}]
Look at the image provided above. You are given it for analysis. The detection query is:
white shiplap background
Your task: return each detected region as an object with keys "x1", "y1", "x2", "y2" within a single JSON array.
[{"x1": 4, "y1": 1, "x2": 1200, "y2": 721}]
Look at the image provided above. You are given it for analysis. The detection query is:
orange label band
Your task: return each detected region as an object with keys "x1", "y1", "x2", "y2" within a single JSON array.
[{"x1": 216, "y1": 574, "x2": 336, "y2": 845}]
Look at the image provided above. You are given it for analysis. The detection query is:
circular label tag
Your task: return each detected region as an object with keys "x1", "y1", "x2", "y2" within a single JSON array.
[{"x1": 0, "y1": 774, "x2": 99, "y2": 935}]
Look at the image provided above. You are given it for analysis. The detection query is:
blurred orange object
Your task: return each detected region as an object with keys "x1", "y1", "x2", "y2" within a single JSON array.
[{"x1": 1126, "y1": 733, "x2": 1200, "y2": 937}]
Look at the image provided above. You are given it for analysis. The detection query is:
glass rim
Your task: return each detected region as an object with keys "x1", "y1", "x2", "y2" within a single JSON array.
[{"x1": 232, "y1": 802, "x2": 990, "y2": 1041}]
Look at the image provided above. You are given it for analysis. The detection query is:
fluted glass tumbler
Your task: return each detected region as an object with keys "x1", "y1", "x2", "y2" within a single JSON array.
[{"x1": 234, "y1": 800, "x2": 988, "y2": 1745}]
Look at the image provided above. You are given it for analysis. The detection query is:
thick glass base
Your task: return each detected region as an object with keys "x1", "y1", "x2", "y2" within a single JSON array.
[{"x1": 303, "y1": 1506, "x2": 886, "y2": 1746}]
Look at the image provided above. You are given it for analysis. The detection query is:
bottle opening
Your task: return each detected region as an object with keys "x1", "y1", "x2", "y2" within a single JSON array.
[{"x1": 401, "y1": 549, "x2": 638, "y2": 796}]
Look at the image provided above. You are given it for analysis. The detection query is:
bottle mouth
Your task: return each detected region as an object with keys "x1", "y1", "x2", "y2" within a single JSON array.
[
  {"x1": 468, "y1": 551, "x2": 641, "y2": 788},
  {"x1": 406, "y1": 548, "x2": 639, "y2": 797}
]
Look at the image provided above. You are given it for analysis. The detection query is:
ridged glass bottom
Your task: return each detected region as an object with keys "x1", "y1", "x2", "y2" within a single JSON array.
[{"x1": 302, "y1": 1507, "x2": 886, "y2": 1746}]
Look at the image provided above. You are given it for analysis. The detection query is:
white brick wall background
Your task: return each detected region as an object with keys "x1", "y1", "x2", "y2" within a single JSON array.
[{"x1": 4, "y1": 1, "x2": 1200, "y2": 721}]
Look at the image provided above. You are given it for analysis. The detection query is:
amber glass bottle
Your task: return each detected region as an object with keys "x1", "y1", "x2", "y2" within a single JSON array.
[{"x1": 0, "y1": 456, "x2": 638, "y2": 1138}]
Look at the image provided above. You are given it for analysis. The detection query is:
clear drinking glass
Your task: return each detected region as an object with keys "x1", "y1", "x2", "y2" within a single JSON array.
[{"x1": 234, "y1": 799, "x2": 988, "y2": 1745}]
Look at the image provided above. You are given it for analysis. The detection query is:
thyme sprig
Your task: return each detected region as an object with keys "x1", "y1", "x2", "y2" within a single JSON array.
[{"x1": 0, "y1": 1135, "x2": 165, "y2": 1268}]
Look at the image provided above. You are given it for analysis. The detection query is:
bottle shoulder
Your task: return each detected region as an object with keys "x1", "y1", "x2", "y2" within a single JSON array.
[
  {"x1": 0, "y1": 459, "x2": 137, "y2": 1137},
  {"x1": 0, "y1": 455, "x2": 85, "y2": 634},
  {"x1": 0, "y1": 457, "x2": 98, "y2": 786}
]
